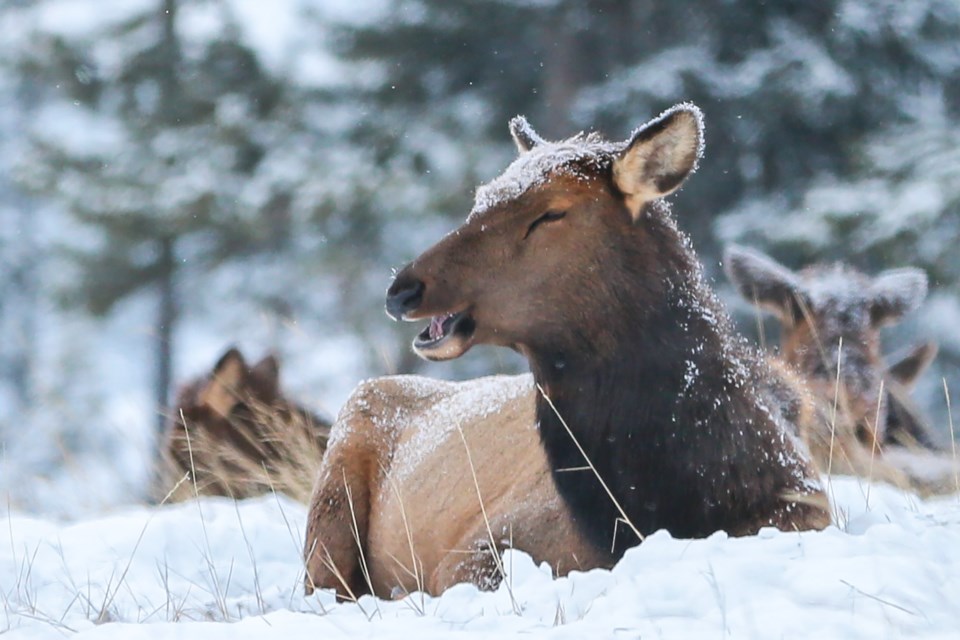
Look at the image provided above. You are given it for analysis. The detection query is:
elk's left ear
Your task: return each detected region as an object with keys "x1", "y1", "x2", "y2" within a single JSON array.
[
  {"x1": 885, "y1": 342, "x2": 938, "y2": 390},
  {"x1": 869, "y1": 268, "x2": 927, "y2": 326},
  {"x1": 614, "y1": 103, "x2": 704, "y2": 219},
  {"x1": 509, "y1": 115, "x2": 545, "y2": 153},
  {"x1": 198, "y1": 349, "x2": 247, "y2": 417}
]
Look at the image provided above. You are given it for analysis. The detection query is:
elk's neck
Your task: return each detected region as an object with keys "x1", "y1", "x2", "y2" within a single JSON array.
[{"x1": 529, "y1": 240, "x2": 812, "y2": 557}]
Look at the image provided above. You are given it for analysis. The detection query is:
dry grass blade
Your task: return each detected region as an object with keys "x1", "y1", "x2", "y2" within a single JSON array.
[
  {"x1": 231, "y1": 501, "x2": 265, "y2": 615},
  {"x1": 944, "y1": 379, "x2": 959, "y2": 499},
  {"x1": 158, "y1": 397, "x2": 327, "y2": 504},
  {"x1": 308, "y1": 537, "x2": 372, "y2": 620},
  {"x1": 182, "y1": 410, "x2": 229, "y2": 621},
  {"x1": 536, "y1": 383, "x2": 644, "y2": 545},
  {"x1": 839, "y1": 579, "x2": 921, "y2": 617},
  {"x1": 95, "y1": 465, "x2": 191, "y2": 623},
  {"x1": 380, "y1": 463, "x2": 426, "y2": 610},
  {"x1": 826, "y1": 337, "x2": 843, "y2": 519},
  {"x1": 750, "y1": 288, "x2": 767, "y2": 352},
  {"x1": 865, "y1": 379, "x2": 885, "y2": 508},
  {"x1": 455, "y1": 424, "x2": 521, "y2": 615},
  {"x1": 342, "y1": 471, "x2": 381, "y2": 619}
]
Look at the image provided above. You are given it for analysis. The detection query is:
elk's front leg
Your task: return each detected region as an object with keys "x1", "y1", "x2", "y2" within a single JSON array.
[{"x1": 303, "y1": 451, "x2": 372, "y2": 600}]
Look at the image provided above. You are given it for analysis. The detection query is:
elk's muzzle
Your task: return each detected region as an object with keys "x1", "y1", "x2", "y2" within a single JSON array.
[{"x1": 386, "y1": 274, "x2": 425, "y2": 321}]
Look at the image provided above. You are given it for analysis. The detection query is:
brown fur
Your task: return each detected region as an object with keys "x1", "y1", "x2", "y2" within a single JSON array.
[
  {"x1": 304, "y1": 374, "x2": 608, "y2": 598},
  {"x1": 306, "y1": 104, "x2": 829, "y2": 599},
  {"x1": 157, "y1": 347, "x2": 330, "y2": 503}
]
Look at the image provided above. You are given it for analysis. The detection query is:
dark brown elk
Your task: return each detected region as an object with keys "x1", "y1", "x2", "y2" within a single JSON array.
[
  {"x1": 304, "y1": 104, "x2": 829, "y2": 599},
  {"x1": 723, "y1": 246, "x2": 960, "y2": 494},
  {"x1": 723, "y1": 245, "x2": 940, "y2": 450},
  {"x1": 157, "y1": 347, "x2": 330, "y2": 503}
]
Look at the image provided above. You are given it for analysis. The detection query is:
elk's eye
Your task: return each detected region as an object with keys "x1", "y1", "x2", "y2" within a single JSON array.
[{"x1": 525, "y1": 210, "x2": 566, "y2": 238}]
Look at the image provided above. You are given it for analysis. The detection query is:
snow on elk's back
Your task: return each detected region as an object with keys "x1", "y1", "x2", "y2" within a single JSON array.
[
  {"x1": 3, "y1": 478, "x2": 960, "y2": 638},
  {"x1": 469, "y1": 133, "x2": 619, "y2": 217},
  {"x1": 388, "y1": 374, "x2": 533, "y2": 483}
]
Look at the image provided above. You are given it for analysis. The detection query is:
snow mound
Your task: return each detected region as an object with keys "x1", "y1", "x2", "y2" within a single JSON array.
[{"x1": 2, "y1": 477, "x2": 959, "y2": 639}]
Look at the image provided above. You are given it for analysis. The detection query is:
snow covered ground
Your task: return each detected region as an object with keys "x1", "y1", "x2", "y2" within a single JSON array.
[{"x1": 3, "y1": 477, "x2": 959, "y2": 639}]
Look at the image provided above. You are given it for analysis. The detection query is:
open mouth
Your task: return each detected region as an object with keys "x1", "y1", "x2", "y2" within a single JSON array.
[{"x1": 412, "y1": 310, "x2": 476, "y2": 360}]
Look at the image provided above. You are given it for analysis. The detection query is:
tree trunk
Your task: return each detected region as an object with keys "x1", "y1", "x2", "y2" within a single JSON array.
[
  {"x1": 540, "y1": 7, "x2": 581, "y2": 137},
  {"x1": 1, "y1": 75, "x2": 43, "y2": 417},
  {"x1": 155, "y1": 237, "x2": 177, "y2": 437},
  {"x1": 154, "y1": 0, "x2": 181, "y2": 439}
]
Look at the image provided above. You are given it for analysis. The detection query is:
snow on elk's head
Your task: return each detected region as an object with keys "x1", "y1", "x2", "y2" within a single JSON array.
[
  {"x1": 723, "y1": 245, "x2": 928, "y2": 441},
  {"x1": 386, "y1": 104, "x2": 703, "y2": 362}
]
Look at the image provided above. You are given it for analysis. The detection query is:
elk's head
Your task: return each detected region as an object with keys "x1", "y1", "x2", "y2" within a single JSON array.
[
  {"x1": 386, "y1": 104, "x2": 704, "y2": 364},
  {"x1": 171, "y1": 347, "x2": 284, "y2": 436},
  {"x1": 723, "y1": 245, "x2": 929, "y2": 441}
]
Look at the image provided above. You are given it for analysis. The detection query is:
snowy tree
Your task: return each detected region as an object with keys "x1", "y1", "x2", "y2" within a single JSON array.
[{"x1": 11, "y1": 0, "x2": 325, "y2": 434}]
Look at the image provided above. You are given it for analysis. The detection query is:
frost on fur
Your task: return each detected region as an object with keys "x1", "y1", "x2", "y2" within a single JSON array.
[
  {"x1": 474, "y1": 103, "x2": 704, "y2": 220},
  {"x1": 724, "y1": 245, "x2": 805, "y2": 321},
  {"x1": 869, "y1": 268, "x2": 928, "y2": 326},
  {"x1": 508, "y1": 115, "x2": 545, "y2": 153}
]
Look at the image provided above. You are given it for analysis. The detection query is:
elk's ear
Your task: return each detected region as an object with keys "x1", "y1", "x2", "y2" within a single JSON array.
[
  {"x1": 198, "y1": 347, "x2": 247, "y2": 417},
  {"x1": 885, "y1": 342, "x2": 937, "y2": 390},
  {"x1": 250, "y1": 354, "x2": 281, "y2": 398},
  {"x1": 614, "y1": 103, "x2": 704, "y2": 219},
  {"x1": 508, "y1": 115, "x2": 545, "y2": 153},
  {"x1": 869, "y1": 268, "x2": 927, "y2": 327},
  {"x1": 723, "y1": 245, "x2": 806, "y2": 323},
  {"x1": 885, "y1": 385, "x2": 941, "y2": 450}
]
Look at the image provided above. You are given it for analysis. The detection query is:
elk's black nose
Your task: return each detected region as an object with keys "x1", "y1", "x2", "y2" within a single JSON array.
[{"x1": 386, "y1": 274, "x2": 424, "y2": 321}]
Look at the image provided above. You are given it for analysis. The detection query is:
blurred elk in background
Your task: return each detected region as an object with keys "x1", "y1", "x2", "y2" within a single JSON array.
[
  {"x1": 725, "y1": 246, "x2": 957, "y2": 494},
  {"x1": 158, "y1": 347, "x2": 330, "y2": 503}
]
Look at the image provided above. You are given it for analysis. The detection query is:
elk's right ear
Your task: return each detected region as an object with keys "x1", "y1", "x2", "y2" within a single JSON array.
[
  {"x1": 723, "y1": 245, "x2": 806, "y2": 323},
  {"x1": 613, "y1": 103, "x2": 704, "y2": 219},
  {"x1": 198, "y1": 347, "x2": 247, "y2": 417},
  {"x1": 869, "y1": 268, "x2": 928, "y2": 327},
  {"x1": 250, "y1": 354, "x2": 281, "y2": 398},
  {"x1": 885, "y1": 342, "x2": 938, "y2": 390},
  {"x1": 508, "y1": 115, "x2": 545, "y2": 153}
]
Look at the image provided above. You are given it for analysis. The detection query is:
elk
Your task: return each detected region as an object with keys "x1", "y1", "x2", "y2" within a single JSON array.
[
  {"x1": 304, "y1": 103, "x2": 830, "y2": 600},
  {"x1": 158, "y1": 347, "x2": 330, "y2": 503},
  {"x1": 723, "y1": 246, "x2": 957, "y2": 492}
]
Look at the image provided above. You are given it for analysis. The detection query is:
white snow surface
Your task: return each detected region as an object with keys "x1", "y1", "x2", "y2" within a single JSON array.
[{"x1": 3, "y1": 478, "x2": 959, "y2": 638}]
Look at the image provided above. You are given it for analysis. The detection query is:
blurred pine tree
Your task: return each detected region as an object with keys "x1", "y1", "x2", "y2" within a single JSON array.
[{"x1": 12, "y1": 0, "x2": 310, "y2": 434}]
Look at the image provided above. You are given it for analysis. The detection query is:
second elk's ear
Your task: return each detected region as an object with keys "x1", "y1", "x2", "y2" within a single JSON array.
[
  {"x1": 886, "y1": 342, "x2": 938, "y2": 390},
  {"x1": 199, "y1": 348, "x2": 248, "y2": 417},
  {"x1": 250, "y1": 354, "x2": 281, "y2": 399},
  {"x1": 723, "y1": 245, "x2": 807, "y2": 324},
  {"x1": 869, "y1": 268, "x2": 928, "y2": 327},
  {"x1": 613, "y1": 103, "x2": 704, "y2": 219}
]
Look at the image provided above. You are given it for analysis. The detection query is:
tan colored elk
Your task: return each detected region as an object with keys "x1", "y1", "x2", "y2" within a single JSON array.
[
  {"x1": 724, "y1": 246, "x2": 957, "y2": 493},
  {"x1": 303, "y1": 104, "x2": 830, "y2": 600},
  {"x1": 158, "y1": 347, "x2": 330, "y2": 503}
]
